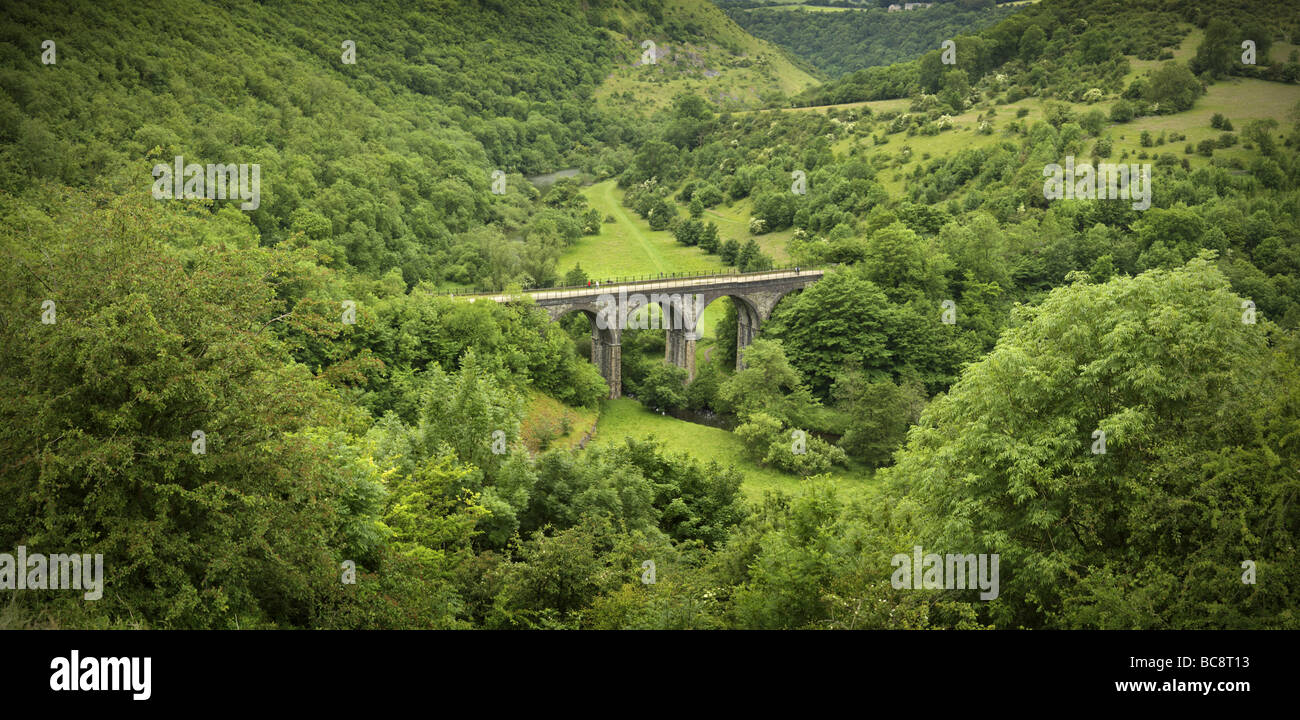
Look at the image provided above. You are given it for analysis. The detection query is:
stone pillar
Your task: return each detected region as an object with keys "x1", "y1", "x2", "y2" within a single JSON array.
[
  {"x1": 590, "y1": 323, "x2": 621, "y2": 399},
  {"x1": 665, "y1": 293, "x2": 699, "y2": 381},
  {"x1": 665, "y1": 328, "x2": 680, "y2": 365},
  {"x1": 683, "y1": 331, "x2": 697, "y2": 381},
  {"x1": 606, "y1": 343, "x2": 622, "y2": 399},
  {"x1": 663, "y1": 328, "x2": 695, "y2": 381},
  {"x1": 736, "y1": 311, "x2": 755, "y2": 370}
]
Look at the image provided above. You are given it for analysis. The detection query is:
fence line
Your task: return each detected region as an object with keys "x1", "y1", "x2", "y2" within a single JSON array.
[{"x1": 446, "y1": 265, "x2": 826, "y2": 301}]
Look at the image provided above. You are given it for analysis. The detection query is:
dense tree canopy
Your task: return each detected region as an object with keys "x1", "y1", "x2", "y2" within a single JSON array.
[{"x1": 2, "y1": 0, "x2": 1298, "y2": 631}]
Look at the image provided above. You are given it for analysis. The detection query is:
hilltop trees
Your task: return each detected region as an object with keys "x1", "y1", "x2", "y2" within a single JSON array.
[
  {"x1": 1193, "y1": 17, "x2": 1275, "y2": 78},
  {"x1": 727, "y1": 1, "x2": 1017, "y2": 78},
  {"x1": 0, "y1": 0, "x2": 617, "y2": 292}
]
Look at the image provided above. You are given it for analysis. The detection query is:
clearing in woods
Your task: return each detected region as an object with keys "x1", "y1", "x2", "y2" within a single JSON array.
[{"x1": 589, "y1": 398, "x2": 873, "y2": 502}]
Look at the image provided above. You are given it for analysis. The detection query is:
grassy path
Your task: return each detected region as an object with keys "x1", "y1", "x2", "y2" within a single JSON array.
[
  {"x1": 558, "y1": 180, "x2": 725, "y2": 281},
  {"x1": 599, "y1": 181, "x2": 670, "y2": 275}
]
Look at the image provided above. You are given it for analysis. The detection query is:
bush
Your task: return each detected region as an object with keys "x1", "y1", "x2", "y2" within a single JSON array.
[
  {"x1": 1109, "y1": 100, "x2": 1135, "y2": 123},
  {"x1": 1080, "y1": 109, "x2": 1107, "y2": 135},
  {"x1": 637, "y1": 362, "x2": 689, "y2": 413},
  {"x1": 735, "y1": 413, "x2": 847, "y2": 477},
  {"x1": 1093, "y1": 136, "x2": 1113, "y2": 158},
  {"x1": 764, "y1": 432, "x2": 847, "y2": 476},
  {"x1": 719, "y1": 238, "x2": 741, "y2": 264}
]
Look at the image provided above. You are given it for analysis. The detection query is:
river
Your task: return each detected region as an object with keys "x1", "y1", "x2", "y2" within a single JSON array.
[{"x1": 526, "y1": 167, "x2": 581, "y2": 187}]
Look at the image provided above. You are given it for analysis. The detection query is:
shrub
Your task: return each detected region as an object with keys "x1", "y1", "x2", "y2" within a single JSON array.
[{"x1": 1109, "y1": 100, "x2": 1134, "y2": 123}]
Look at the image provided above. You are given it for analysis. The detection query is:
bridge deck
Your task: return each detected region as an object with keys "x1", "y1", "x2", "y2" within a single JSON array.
[{"x1": 465, "y1": 269, "x2": 824, "y2": 303}]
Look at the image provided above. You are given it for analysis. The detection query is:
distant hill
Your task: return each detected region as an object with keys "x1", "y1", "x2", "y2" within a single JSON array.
[
  {"x1": 0, "y1": 0, "x2": 811, "y2": 290},
  {"x1": 723, "y1": 0, "x2": 1019, "y2": 77},
  {"x1": 593, "y1": 0, "x2": 819, "y2": 112}
]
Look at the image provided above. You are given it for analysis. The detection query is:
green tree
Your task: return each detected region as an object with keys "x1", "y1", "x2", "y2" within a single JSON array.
[
  {"x1": 1243, "y1": 118, "x2": 1279, "y2": 156},
  {"x1": 1191, "y1": 19, "x2": 1234, "y2": 78},
  {"x1": 888, "y1": 257, "x2": 1300, "y2": 629},
  {"x1": 834, "y1": 372, "x2": 926, "y2": 467},
  {"x1": 767, "y1": 268, "x2": 893, "y2": 396},
  {"x1": 564, "y1": 264, "x2": 589, "y2": 287},
  {"x1": 637, "y1": 362, "x2": 689, "y2": 413},
  {"x1": 717, "y1": 339, "x2": 820, "y2": 427},
  {"x1": 1019, "y1": 24, "x2": 1046, "y2": 62},
  {"x1": 1143, "y1": 62, "x2": 1202, "y2": 113},
  {"x1": 0, "y1": 193, "x2": 365, "y2": 628}
]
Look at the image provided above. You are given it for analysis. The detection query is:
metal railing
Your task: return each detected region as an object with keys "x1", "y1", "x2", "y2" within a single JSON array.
[{"x1": 445, "y1": 264, "x2": 827, "y2": 300}]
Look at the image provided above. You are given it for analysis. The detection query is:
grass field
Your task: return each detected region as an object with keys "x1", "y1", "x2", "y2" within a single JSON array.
[
  {"x1": 1106, "y1": 78, "x2": 1300, "y2": 171},
  {"x1": 559, "y1": 179, "x2": 804, "y2": 340},
  {"x1": 702, "y1": 198, "x2": 795, "y2": 262},
  {"x1": 561, "y1": 180, "x2": 727, "y2": 281},
  {"x1": 592, "y1": 0, "x2": 818, "y2": 113},
  {"x1": 812, "y1": 74, "x2": 1300, "y2": 196},
  {"x1": 520, "y1": 391, "x2": 599, "y2": 454},
  {"x1": 589, "y1": 398, "x2": 874, "y2": 502}
]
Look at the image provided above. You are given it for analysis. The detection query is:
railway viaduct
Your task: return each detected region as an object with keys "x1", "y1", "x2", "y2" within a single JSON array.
[{"x1": 471, "y1": 269, "x2": 823, "y2": 398}]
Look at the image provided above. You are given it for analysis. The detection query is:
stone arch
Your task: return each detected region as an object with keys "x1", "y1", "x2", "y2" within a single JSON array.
[
  {"x1": 701, "y1": 294, "x2": 763, "y2": 370},
  {"x1": 553, "y1": 305, "x2": 622, "y2": 398},
  {"x1": 655, "y1": 292, "x2": 705, "y2": 380},
  {"x1": 763, "y1": 285, "x2": 805, "y2": 321}
]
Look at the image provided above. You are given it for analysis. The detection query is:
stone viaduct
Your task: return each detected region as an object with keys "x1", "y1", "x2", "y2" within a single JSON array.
[{"x1": 471, "y1": 269, "x2": 823, "y2": 398}]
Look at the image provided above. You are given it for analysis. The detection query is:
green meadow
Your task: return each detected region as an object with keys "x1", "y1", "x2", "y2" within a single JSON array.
[
  {"x1": 588, "y1": 398, "x2": 873, "y2": 502},
  {"x1": 560, "y1": 179, "x2": 726, "y2": 281}
]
